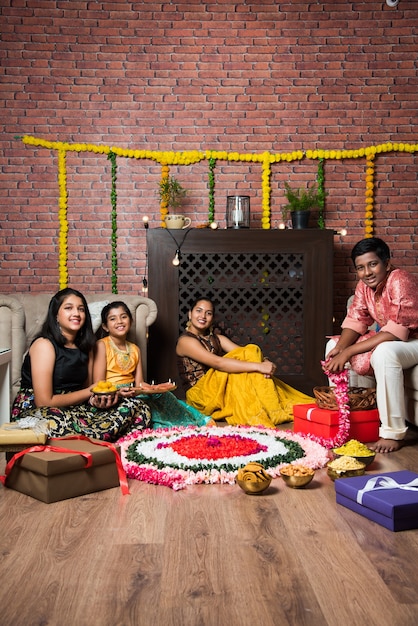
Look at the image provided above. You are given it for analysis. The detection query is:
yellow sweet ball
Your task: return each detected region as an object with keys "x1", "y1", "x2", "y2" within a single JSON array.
[{"x1": 92, "y1": 380, "x2": 117, "y2": 393}]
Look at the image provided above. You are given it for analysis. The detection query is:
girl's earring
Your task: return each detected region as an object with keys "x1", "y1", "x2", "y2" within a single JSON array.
[{"x1": 186, "y1": 318, "x2": 192, "y2": 331}]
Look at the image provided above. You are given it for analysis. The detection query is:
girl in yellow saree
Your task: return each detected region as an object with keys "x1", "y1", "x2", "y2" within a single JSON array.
[{"x1": 176, "y1": 297, "x2": 313, "y2": 428}]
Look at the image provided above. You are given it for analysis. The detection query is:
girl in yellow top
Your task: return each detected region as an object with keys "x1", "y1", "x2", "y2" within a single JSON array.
[{"x1": 93, "y1": 301, "x2": 212, "y2": 429}]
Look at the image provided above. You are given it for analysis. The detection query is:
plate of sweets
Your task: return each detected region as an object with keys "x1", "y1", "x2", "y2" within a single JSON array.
[
  {"x1": 327, "y1": 456, "x2": 366, "y2": 481},
  {"x1": 332, "y1": 439, "x2": 376, "y2": 467},
  {"x1": 131, "y1": 380, "x2": 177, "y2": 395}
]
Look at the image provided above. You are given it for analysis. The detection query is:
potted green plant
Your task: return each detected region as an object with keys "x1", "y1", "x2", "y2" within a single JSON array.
[
  {"x1": 282, "y1": 182, "x2": 323, "y2": 229},
  {"x1": 158, "y1": 175, "x2": 187, "y2": 211}
]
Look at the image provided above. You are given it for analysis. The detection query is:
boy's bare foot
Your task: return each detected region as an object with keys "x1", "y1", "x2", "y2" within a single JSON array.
[{"x1": 369, "y1": 438, "x2": 403, "y2": 453}]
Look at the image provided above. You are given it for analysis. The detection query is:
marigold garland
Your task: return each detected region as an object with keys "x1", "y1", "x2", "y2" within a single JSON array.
[
  {"x1": 365, "y1": 154, "x2": 375, "y2": 238},
  {"x1": 57, "y1": 149, "x2": 68, "y2": 289},
  {"x1": 261, "y1": 154, "x2": 272, "y2": 229},
  {"x1": 20, "y1": 136, "x2": 417, "y2": 287},
  {"x1": 159, "y1": 164, "x2": 170, "y2": 227}
]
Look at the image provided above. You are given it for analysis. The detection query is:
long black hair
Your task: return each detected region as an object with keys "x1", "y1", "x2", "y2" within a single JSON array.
[{"x1": 38, "y1": 288, "x2": 96, "y2": 353}]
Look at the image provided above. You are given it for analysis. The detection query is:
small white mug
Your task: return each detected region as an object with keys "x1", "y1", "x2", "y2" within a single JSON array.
[{"x1": 164, "y1": 215, "x2": 191, "y2": 229}]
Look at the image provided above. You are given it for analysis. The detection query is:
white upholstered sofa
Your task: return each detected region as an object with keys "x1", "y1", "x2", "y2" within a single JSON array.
[
  {"x1": 348, "y1": 352, "x2": 418, "y2": 428},
  {"x1": 0, "y1": 293, "x2": 158, "y2": 407}
]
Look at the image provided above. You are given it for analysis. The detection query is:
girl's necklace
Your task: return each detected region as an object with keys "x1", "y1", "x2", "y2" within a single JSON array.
[{"x1": 109, "y1": 336, "x2": 131, "y2": 370}]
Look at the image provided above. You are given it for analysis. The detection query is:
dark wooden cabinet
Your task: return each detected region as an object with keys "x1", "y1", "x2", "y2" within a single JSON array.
[{"x1": 147, "y1": 228, "x2": 334, "y2": 396}]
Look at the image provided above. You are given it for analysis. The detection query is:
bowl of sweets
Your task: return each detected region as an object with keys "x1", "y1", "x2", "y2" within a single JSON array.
[
  {"x1": 280, "y1": 464, "x2": 315, "y2": 488},
  {"x1": 236, "y1": 462, "x2": 272, "y2": 495},
  {"x1": 327, "y1": 456, "x2": 366, "y2": 481},
  {"x1": 332, "y1": 439, "x2": 376, "y2": 467},
  {"x1": 90, "y1": 380, "x2": 118, "y2": 401}
]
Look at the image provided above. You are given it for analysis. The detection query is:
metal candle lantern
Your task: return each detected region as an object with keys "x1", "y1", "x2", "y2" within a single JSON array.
[{"x1": 226, "y1": 196, "x2": 250, "y2": 229}]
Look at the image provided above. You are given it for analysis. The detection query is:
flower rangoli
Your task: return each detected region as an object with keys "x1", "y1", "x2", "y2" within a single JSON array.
[{"x1": 119, "y1": 425, "x2": 329, "y2": 490}]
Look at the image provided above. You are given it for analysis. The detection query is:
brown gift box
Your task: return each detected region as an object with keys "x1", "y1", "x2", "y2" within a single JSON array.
[{"x1": 4, "y1": 437, "x2": 123, "y2": 503}]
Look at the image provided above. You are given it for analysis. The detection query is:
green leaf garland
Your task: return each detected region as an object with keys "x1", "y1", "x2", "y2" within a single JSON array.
[
  {"x1": 316, "y1": 158, "x2": 326, "y2": 229},
  {"x1": 108, "y1": 150, "x2": 118, "y2": 293},
  {"x1": 208, "y1": 157, "x2": 216, "y2": 223}
]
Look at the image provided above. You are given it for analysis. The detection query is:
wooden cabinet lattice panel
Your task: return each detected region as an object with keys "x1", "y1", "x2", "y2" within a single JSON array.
[
  {"x1": 147, "y1": 229, "x2": 333, "y2": 396},
  {"x1": 178, "y1": 251, "x2": 305, "y2": 374}
]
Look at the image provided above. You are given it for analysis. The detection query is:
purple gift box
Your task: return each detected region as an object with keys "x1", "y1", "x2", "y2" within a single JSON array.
[{"x1": 335, "y1": 470, "x2": 418, "y2": 532}]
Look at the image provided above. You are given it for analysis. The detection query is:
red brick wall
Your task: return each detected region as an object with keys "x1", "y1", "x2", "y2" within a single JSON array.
[{"x1": 0, "y1": 0, "x2": 417, "y2": 329}]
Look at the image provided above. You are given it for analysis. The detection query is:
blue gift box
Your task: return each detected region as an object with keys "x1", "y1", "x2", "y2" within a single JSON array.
[{"x1": 335, "y1": 470, "x2": 418, "y2": 532}]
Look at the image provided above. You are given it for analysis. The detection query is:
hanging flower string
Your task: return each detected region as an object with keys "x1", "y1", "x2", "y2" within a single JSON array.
[
  {"x1": 107, "y1": 150, "x2": 118, "y2": 293},
  {"x1": 160, "y1": 164, "x2": 170, "y2": 227},
  {"x1": 365, "y1": 154, "x2": 375, "y2": 238},
  {"x1": 313, "y1": 361, "x2": 351, "y2": 449},
  {"x1": 207, "y1": 156, "x2": 216, "y2": 223},
  {"x1": 20, "y1": 136, "x2": 417, "y2": 285},
  {"x1": 261, "y1": 154, "x2": 272, "y2": 229},
  {"x1": 57, "y1": 149, "x2": 69, "y2": 289},
  {"x1": 22, "y1": 135, "x2": 417, "y2": 232},
  {"x1": 316, "y1": 158, "x2": 326, "y2": 229}
]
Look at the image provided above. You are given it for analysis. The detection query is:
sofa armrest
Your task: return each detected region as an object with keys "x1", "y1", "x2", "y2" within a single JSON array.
[{"x1": 0, "y1": 296, "x2": 26, "y2": 400}]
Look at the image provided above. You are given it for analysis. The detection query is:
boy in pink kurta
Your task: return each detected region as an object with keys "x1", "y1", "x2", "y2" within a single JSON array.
[{"x1": 326, "y1": 237, "x2": 418, "y2": 453}]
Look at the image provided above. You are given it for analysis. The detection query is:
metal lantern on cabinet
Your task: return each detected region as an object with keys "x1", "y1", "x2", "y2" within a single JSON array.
[{"x1": 226, "y1": 196, "x2": 250, "y2": 229}]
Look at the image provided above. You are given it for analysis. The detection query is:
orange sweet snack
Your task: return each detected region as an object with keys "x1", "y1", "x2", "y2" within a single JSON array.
[{"x1": 91, "y1": 381, "x2": 118, "y2": 394}]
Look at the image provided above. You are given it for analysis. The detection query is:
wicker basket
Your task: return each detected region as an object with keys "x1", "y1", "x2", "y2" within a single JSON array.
[{"x1": 313, "y1": 386, "x2": 377, "y2": 411}]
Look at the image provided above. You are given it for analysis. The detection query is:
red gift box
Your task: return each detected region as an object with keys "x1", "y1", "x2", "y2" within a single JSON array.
[{"x1": 293, "y1": 403, "x2": 380, "y2": 443}]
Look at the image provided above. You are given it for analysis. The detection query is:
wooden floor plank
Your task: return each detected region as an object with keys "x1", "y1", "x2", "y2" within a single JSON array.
[{"x1": 1, "y1": 435, "x2": 418, "y2": 626}]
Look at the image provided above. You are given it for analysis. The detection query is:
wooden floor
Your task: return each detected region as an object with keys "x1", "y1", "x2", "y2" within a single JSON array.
[{"x1": 1, "y1": 428, "x2": 418, "y2": 626}]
